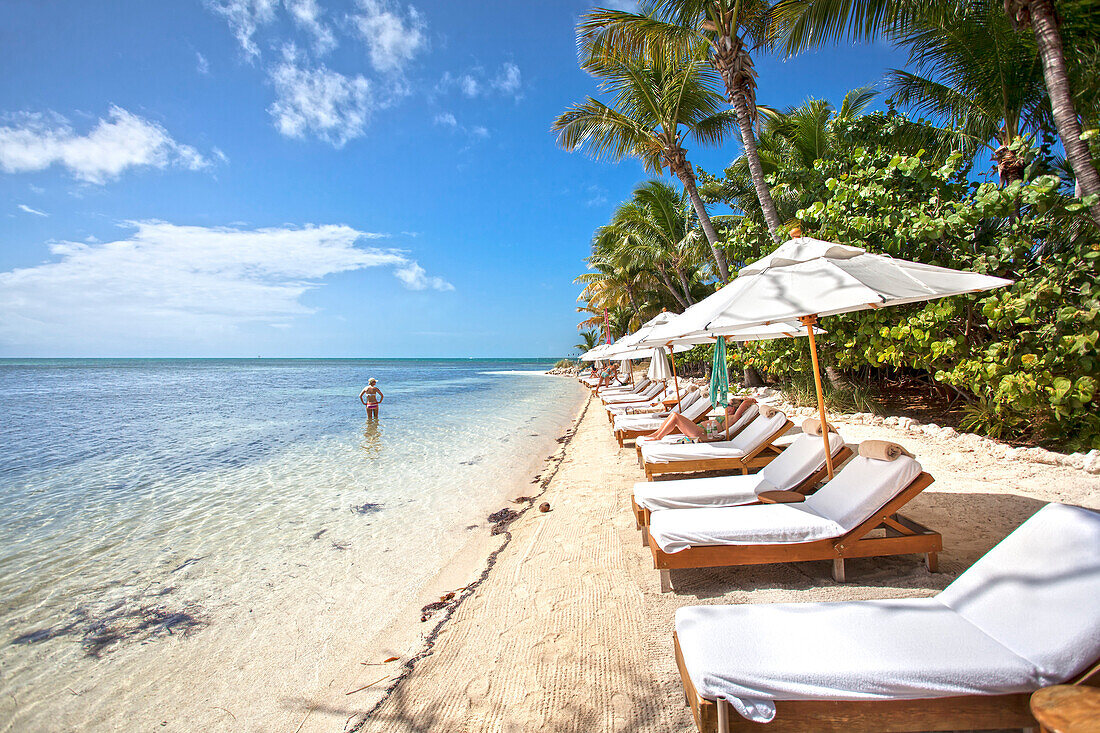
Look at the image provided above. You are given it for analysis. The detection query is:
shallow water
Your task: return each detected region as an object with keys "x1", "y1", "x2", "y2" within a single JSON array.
[{"x1": 0, "y1": 358, "x2": 585, "y2": 730}]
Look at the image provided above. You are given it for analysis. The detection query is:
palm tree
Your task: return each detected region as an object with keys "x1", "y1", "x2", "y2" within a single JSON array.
[
  {"x1": 603, "y1": 179, "x2": 713, "y2": 307},
  {"x1": 578, "y1": 0, "x2": 786, "y2": 243},
  {"x1": 553, "y1": 40, "x2": 740, "y2": 279},
  {"x1": 575, "y1": 329, "x2": 602, "y2": 353},
  {"x1": 884, "y1": 3, "x2": 1052, "y2": 185},
  {"x1": 772, "y1": 0, "x2": 1100, "y2": 224}
]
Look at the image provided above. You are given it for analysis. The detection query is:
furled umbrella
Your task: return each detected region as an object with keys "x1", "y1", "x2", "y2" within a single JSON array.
[
  {"x1": 709, "y1": 335, "x2": 728, "y2": 409},
  {"x1": 644, "y1": 237, "x2": 1013, "y2": 477}
]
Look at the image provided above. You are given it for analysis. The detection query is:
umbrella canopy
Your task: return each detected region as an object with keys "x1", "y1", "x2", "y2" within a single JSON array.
[
  {"x1": 604, "y1": 311, "x2": 681, "y2": 359},
  {"x1": 580, "y1": 343, "x2": 615, "y2": 362},
  {"x1": 646, "y1": 238, "x2": 1012, "y2": 341},
  {"x1": 643, "y1": 237, "x2": 1013, "y2": 477},
  {"x1": 709, "y1": 337, "x2": 728, "y2": 408},
  {"x1": 647, "y1": 347, "x2": 672, "y2": 382}
]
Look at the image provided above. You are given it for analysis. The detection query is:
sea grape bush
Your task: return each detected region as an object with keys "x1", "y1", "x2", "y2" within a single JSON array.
[{"x1": 720, "y1": 135, "x2": 1100, "y2": 450}]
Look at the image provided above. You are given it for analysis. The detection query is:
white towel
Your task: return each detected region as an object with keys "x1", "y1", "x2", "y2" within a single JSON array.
[{"x1": 673, "y1": 503, "x2": 1100, "y2": 723}]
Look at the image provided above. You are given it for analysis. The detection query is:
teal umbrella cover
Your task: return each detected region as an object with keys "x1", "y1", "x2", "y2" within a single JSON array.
[{"x1": 709, "y1": 337, "x2": 728, "y2": 408}]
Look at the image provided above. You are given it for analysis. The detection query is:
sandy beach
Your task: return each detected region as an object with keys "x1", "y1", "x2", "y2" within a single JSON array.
[{"x1": 348, "y1": 389, "x2": 1100, "y2": 732}]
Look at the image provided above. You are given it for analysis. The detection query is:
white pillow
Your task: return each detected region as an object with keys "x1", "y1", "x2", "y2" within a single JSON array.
[{"x1": 759, "y1": 432, "x2": 845, "y2": 491}]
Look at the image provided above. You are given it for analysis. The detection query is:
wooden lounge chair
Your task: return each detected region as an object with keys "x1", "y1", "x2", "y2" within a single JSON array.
[
  {"x1": 647, "y1": 443, "x2": 940, "y2": 591},
  {"x1": 639, "y1": 408, "x2": 792, "y2": 481},
  {"x1": 614, "y1": 390, "x2": 710, "y2": 448},
  {"x1": 630, "y1": 425, "x2": 853, "y2": 534},
  {"x1": 605, "y1": 384, "x2": 679, "y2": 424},
  {"x1": 672, "y1": 502, "x2": 1100, "y2": 732},
  {"x1": 601, "y1": 380, "x2": 664, "y2": 405}
]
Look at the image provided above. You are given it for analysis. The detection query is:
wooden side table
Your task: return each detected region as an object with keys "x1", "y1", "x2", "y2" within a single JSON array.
[{"x1": 1030, "y1": 685, "x2": 1100, "y2": 732}]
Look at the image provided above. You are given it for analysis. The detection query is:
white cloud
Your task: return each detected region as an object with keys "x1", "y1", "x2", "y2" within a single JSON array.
[
  {"x1": 491, "y1": 62, "x2": 521, "y2": 96},
  {"x1": 206, "y1": 0, "x2": 278, "y2": 60},
  {"x1": 17, "y1": 204, "x2": 48, "y2": 217},
  {"x1": 585, "y1": 184, "x2": 608, "y2": 207},
  {"x1": 353, "y1": 0, "x2": 426, "y2": 74},
  {"x1": 438, "y1": 62, "x2": 523, "y2": 100},
  {"x1": 0, "y1": 107, "x2": 213, "y2": 184},
  {"x1": 602, "y1": 0, "x2": 639, "y2": 11},
  {"x1": 470, "y1": 125, "x2": 489, "y2": 139},
  {"x1": 196, "y1": 51, "x2": 210, "y2": 74},
  {"x1": 0, "y1": 221, "x2": 452, "y2": 347},
  {"x1": 459, "y1": 75, "x2": 479, "y2": 97},
  {"x1": 394, "y1": 261, "x2": 454, "y2": 291},
  {"x1": 433, "y1": 112, "x2": 457, "y2": 127},
  {"x1": 284, "y1": 0, "x2": 336, "y2": 54},
  {"x1": 268, "y1": 49, "x2": 372, "y2": 147}
]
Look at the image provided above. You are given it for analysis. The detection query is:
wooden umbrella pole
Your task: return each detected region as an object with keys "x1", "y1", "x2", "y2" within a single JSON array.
[
  {"x1": 800, "y1": 315, "x2": 835, "y2": 479},
  {"x1": 667, "y1": 343, "x2": 682, "y2": 410}
]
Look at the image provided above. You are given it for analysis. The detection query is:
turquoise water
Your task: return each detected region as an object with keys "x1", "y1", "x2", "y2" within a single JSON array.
[{"x1": 0, "y1": 359, "x2": 586, "y2": 729}]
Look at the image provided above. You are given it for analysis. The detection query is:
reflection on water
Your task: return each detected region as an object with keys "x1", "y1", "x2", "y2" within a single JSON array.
[{"x1": 361, "y1": 415, "x2": 383, "y2": 459}]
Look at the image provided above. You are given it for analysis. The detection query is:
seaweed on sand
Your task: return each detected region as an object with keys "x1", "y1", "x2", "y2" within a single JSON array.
[{"x1": 486, "y1": 508, "x2": 520, "y2": 535}]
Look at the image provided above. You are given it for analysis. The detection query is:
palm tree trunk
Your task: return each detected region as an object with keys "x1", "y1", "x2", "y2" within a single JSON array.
[
  {"x1": 675, "y1": 268, "x2": 695, "y2": 305},
  {"x1": 657, "y1": 269, "x2": 689, "y2": 310},
  {"x1": 1026, "y1": 0, "x2": 1100, "y2": 224},
  {"x1": 667, "y1": 152, "x2": 730, "y2": 280},
  {"x1": 727, "y1": 90, "x2": 783, "y2": 243},
  {"x1": 711, "y1": 33, "x2": 783, "y2": 244}
]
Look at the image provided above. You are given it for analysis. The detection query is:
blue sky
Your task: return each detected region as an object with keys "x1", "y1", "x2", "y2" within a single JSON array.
[{"x1": 0, "y1": 0, "x2": 908, "y2": 358}]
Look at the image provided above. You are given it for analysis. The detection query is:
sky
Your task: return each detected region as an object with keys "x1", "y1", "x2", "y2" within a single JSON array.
[{"x1": 0, "y1": 0, "x2": 909, "y2": 358}]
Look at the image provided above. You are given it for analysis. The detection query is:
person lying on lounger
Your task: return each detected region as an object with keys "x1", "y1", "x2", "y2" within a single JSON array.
[{"x1": 646, "y1": 397, "x2": 756, "y2": 442}]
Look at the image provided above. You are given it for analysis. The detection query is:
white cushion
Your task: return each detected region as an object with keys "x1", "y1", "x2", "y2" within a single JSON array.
[
  {"x1": 602, "y1": 383, "x2": 663, "y2": 403},
  {"x1": 759, "y1": 432, "x2": 846, "y2": 491},
  {"x1": 802, "y1": 454, "x2": 921, "y2": 531},
  {"x1": 729, "y1": 411, "x2": 788, "y2": 452},
  {"x1": 675, "y1": 598, "x2": 1042, "y2": 723},
  {"x1": 650, "y1": 504, "x2": 842, "y2": 552},
  {"x1": 614, "y1": 415, "x2": 665, "y2": 432},
  {"x1": 641, "y1": 439, "x2": 748, "y2": 464},
  {"x1": 682, "y1": 396, "x2": 711, "y2": 421},
  {"x1": 673, "y1": 503, "x2": 1100, "y2": 724},
  {"x1": 722, "y1": 403, "x2": 759, "y2": 437},
  {"x1": 639, "y1": 411, "x2": 787, "y2": 464},
  {"x1": 938, "y1": 503, "x2": 1100, "y2": 680},
  {"x1": 633, "y1": 474, "x2": 770, "y2": 511}
]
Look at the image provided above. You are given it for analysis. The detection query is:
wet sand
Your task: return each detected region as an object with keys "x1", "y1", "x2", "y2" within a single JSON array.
[{"x1": 349, "y1": 390, "x2": 1100, "y2": 732}]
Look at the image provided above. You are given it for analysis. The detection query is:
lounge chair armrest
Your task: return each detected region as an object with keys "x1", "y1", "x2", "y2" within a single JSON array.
[{"x1": 757, "y1": 490, "x2": 806, "y2": 504}]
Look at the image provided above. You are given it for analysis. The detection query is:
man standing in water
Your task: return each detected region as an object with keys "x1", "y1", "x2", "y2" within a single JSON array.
[{"x1": 359, "y1": 378, "x2": 384, "y2": 416}]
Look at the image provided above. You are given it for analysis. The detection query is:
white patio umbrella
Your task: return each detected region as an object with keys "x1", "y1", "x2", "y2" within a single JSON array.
[
  {"x1": 580, "y1": 342, "x2": 614, "y2": 362},
  {"x1": 618, "y1": 357, "x2": 634, "y2": 385},
  {"x1": 645, "y1": 237, "x2": 1013, "y2": 476},
  {"x1": 647, "y1": 346, "x2": 673, "y2": 381},
  {"x1": 604, "y1": 311, "x2": 679, "y2": 359}
]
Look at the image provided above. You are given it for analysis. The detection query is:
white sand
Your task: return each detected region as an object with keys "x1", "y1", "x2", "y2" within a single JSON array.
[{"x1": 350, "y1": 393, "x2": 1100, "y2": 732}]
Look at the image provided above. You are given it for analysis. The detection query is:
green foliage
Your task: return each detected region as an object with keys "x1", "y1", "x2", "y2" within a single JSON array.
[
  {"x1": 554, "y1": 359, "x2": 577, "y2": 369},
  {"x1": 730, "y1": 133, "x2": 1100, "y2": 449}
]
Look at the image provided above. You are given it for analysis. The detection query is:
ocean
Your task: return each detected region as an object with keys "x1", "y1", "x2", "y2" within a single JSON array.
[{"x1": 0, "y1": 358, "x2": 587, "y2": 730}]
